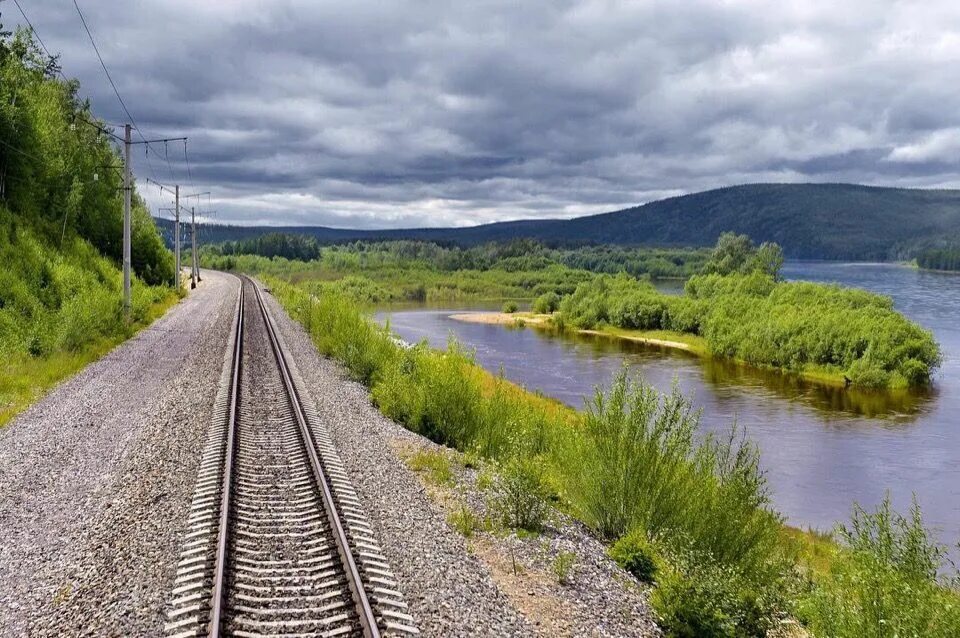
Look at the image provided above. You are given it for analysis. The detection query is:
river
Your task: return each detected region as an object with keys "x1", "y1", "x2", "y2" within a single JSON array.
[{"x1": 377, "y1": 262, "x2": 960, "y2": 547}]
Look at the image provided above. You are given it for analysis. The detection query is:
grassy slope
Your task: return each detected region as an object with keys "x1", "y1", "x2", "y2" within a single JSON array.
[
  {"x1": 0, "y1": 294, "x2": 178, "y2": 427},
  {"x1": 0, "y1": 211, "x2": 179, "y2": 427}
]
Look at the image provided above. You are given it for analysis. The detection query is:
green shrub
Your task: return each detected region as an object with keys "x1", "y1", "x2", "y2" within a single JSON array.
[
  {"x1": 653, "y1": 546, "x2": 783, "y2": 638},
  {"x1": 798, "y1": 495, "x2": 960, "y2": 638},
  {"x1": 559, "y1": 370, "x2": 789, "y2": 632},
  {"x1": 448, "y1": 503, "x2": 481, "y2": 537},
  {"x1": 502, "y1": 301, "x2": 519, "y2": 313},
  {"x1": 406, "y1": 448, "x2": 455, "y2": 485},
  {"x1": 610, "y1": 529, "x2": 660, "y2": 583},
  {"x1": 551, "y1": 550, "x2": 576, "y2": 585},
  {"x1": 532, "y1": 291, "x2": 561, "y2": 314},
  {"x1": 489, "y1": 455, "x2": 550, "y2": 531}
]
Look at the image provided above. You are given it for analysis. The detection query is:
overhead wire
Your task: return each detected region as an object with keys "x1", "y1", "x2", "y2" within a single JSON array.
[
  {"x1": 11, "y1": 0, "x2": 53, "y2": 60},
  {"x1": 72, "y1": 0, "x2": 184, "y2": 186}
]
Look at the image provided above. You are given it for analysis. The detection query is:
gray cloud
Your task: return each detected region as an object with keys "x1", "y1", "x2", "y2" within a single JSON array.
[{"x1": 10, "y1": 0, "x2": 960, "y2": 227}]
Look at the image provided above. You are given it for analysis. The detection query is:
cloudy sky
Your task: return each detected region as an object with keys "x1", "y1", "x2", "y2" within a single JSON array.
[{"x1": 8, "y1": 0, "x2": 960, "y2": 227}]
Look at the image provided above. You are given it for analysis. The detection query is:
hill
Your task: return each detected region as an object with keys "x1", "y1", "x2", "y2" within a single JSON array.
[{"x1": 169, "y1": 183, "x2": 960, "y2": 260}]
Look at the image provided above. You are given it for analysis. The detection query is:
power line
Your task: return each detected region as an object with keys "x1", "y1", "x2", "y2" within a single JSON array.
[
  {"x1": 11, "y1": 0, "x2": 53, "y2": 60},
  {"x1": 72, "y1": 0, "x2": 139, "y2": 138},
  {"x1": 71, "y1": 0, "x2": 178, "y2": 185}
]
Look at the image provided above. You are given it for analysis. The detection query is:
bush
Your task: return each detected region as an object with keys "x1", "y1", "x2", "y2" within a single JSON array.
[
  {"x1": 448, "y1": 503, "x2": 481, "y2": 537},
  {"x1": 798, "y1": 495, "x2": 960, "y2": 638},
  {"x1": 489, "y1": 455, "x2": 550, "y2": 531},
  {"x1": 532, "y1": 291, "x2": 561, "y2": 314},
  {"x1": 559, "y1": 370, "x2": 789, "y2": 633},
  {"x1": 502, "y1": 301, "x2": 519, "y2": 313},
  {"x1": 554, "y1": 266, "x2": 940, "y2": 388},
  {"x1": 610, "y1": 529, "x2": 660, "y2": 583},
  {"x1": 551, "y1": 550, "x2": 576, "y2": 585},
  {"x1": 653, "y1": 546, "x2": 784, "y2": 638}
]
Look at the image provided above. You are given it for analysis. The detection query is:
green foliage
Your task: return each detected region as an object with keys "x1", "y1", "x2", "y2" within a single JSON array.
[
  {"x1": 201, "y1": 239, "x2": 708, "y2": 305},
  {"x1": 0, "y1": 206, "x2": 169, "y2": 359},
  {"x1": 799, "y1": 496, "x2": 960, "y2": 638},
  {"x1": 406, "y1": 448, "x2": 455, "y2": 486},
  {"x1": 489, "y1": 455, "x2": 550, "y2": 532},
  {"x1": 502, "y1": 301, "x2": 519, "y2": 313},
  {"x1": 553, "y1": 235, "x2": 940, "y2": 388},
  {"x1": 701, "y1": 232, "x2": 784, "y2": 280},
  {"x1": 0, "y1": 203, "x2": 175, "y2": 426},
  {"x1": 653, "y1": 546, "x2": 786, "y2": 638},
  {"x1": 208, "y1": 232, "x2": 321, "y2": 261},
  {"x1": 916, "y1": 246, "x2": 960, "y2": 271},
  {"x1": 559, "y1": 371, "x2": 784, "y2": 570},
  {"x1": 532, "y1": 291, "x2": 561, "y2": 313},
  {"x1": 448, "y1": 503, "x2": 481, "y2": 537},
  {"x1": 689, "y1": 275, "x2": 940, "y2": 388},
  {"x1": 0, "y1": 28, "x2": 172, "y2": 285},
  {"x1": 609, "y1": 529, "x2": 660, "y2": 583}
]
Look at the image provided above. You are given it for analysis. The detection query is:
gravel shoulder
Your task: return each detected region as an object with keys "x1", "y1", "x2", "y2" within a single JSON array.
[
  {"x1": 0, "y1": 271, "x2": 239, "y2": 637},
  {"x1": 261, "y1": 284, "x2": 661, "y2": 637}
]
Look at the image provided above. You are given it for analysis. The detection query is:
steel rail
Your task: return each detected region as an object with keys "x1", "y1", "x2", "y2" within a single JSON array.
[
  {"x1": 248, "y1": 276, "x2": 382, "y2": 638},
  {"x1": 207, "y1": 281, "x2": 243, "y2": 637}
]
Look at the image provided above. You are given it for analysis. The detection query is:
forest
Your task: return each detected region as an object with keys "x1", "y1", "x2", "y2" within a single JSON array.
[
  {"x1": 0, "y1": 26, "x2": 176, "y2": 426},
  {"x1": 916, "y1": 247, "x2": 960, "y2": 272},
  {"x1": 206, "y1": 235, "x2": 711, "y2": 279}
]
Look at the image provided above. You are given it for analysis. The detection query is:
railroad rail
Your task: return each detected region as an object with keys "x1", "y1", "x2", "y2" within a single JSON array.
[{"x1": 163, "y1": 276, "x2": 417, "y2": 637}]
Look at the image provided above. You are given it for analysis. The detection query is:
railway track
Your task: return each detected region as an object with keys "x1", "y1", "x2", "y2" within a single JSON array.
[{"x1": 163, "y1": 276, "x2": 417, "y2": 637}]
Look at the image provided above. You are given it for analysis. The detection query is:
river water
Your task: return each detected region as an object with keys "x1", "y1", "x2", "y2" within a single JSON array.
[{"x1": 377, "y1": 262, "x2": 960, "y2": 546}]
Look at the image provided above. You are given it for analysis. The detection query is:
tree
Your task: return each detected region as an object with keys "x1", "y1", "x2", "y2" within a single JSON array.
[
  {"x1": 751, "y1": 242, "x2": 785, "y2": 280},
  {"x1": 702, "y1": 232, "x2": 784, "y2": 279}
]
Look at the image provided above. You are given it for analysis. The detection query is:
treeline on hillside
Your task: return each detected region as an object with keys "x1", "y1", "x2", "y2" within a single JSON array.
[
  {"x1": 167, "y1": 183, "x2": 960, "y2": 260},
  {"x1": 916, "y1": 247, "x2": 960, "y2": 272},
  {"x1": 0, "y1": 26, "x2": 172, "y2": 285},
  {"x1": 549, "y1": 233, "x2": 940, "y2": 388},
  {"x1": 205, "y1": 236, "x2": 709, "y2": 280},
  {"x1": 211, "y1": 232, "x2": 321, "y2": 261}
]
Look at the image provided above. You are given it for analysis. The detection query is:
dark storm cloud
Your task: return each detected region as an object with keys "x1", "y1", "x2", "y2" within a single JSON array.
[{"x1": 8, "y1": 0, "x2": 960, "y2": 227}]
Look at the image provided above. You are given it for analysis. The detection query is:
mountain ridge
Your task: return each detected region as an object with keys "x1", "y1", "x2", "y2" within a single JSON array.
[{"x1": 163, "y1": 183, "x2": 960, "y2": 260}]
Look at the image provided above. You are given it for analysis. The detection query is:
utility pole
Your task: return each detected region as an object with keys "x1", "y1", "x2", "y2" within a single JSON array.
[
  {"x1": 122, "y1": 123, "x2": 132, "y2": 318},
  {"x1": 191, "y1": 206, "x2": 197, "y2": 289},
  {"x1": 174, "y1": 184, "x2": 180, "y2": 289}
]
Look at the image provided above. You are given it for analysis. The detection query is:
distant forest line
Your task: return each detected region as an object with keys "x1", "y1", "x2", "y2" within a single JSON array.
[{"x1": 162, "y1": 182, "x2": 960, "y2": 262}]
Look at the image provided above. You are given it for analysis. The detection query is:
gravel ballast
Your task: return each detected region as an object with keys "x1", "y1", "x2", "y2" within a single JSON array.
[{"x1": 0, "y1": 271, "x2": 239, "y2": 637}]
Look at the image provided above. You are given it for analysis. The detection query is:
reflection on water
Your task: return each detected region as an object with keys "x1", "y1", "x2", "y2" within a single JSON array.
[
  {"x1": 377, "y1": 262, "x2": 960, "y2": 549},
  {"x1": 530, "y1": 325, "x2": 936, "y2": 421}
]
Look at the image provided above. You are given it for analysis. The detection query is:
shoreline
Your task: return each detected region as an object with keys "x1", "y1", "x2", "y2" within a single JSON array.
[{"x1": 449, "y1": 311, "x2": 851, "y2": 389}]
